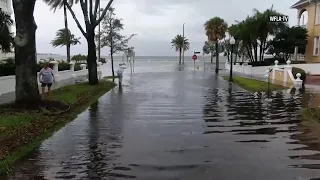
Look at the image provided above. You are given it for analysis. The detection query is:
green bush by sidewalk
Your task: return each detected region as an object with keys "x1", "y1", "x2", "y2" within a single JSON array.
[
  {"x1": 301, "y1": 108, "x2": 320, "y2": 123},
  {"x1": 0, "y1": 58, "x2": 82, "y2": 77},
  {"x1": 0, "y1": 80, "x2": 116, "y2": 175},
  {"x1": 223, "y1": 76, "x2": 287, "y2": 92}
]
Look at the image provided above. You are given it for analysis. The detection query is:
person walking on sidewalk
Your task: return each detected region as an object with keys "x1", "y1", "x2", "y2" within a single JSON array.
[
  {"x1": 116, "y1": 63, "x2": 126, "y2": 85},
  {"x1": 39, "y1": 63, "x2": 55, "y2": 97}
]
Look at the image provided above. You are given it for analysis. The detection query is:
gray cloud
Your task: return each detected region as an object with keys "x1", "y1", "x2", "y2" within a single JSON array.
[{"x1": 30, "y1": 0, "x2": 299, "y2": 56}]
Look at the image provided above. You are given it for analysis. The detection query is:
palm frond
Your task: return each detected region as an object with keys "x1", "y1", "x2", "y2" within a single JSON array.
[
  {"x1": 51, "y1": 28, "x2": 81, "y2": 47},
  {"x1": 43, "y1": 0, "x2": 80, "y2": 11}
]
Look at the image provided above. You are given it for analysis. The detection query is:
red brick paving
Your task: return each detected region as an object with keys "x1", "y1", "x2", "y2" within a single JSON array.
[{"x1": 305, "y1": 75, "x2": 320, "y2": 85}]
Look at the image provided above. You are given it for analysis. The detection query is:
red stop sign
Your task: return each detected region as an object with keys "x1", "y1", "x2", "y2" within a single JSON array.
[{"x1": 192, "y1": 55, "x2": 197, "y2": 60}]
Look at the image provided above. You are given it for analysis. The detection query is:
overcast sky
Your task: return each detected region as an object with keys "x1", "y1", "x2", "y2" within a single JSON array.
[{"x1": 27, "y1": 0, "x2": 300, "y2": 56}]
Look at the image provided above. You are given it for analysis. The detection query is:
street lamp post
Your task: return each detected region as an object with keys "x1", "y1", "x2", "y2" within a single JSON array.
[
  {"x1": 229, "y1": 36, "x2": 235, "y2": 82},
  {"x1": 182, "y1": 23, "x2": 185, "y2": 64}
]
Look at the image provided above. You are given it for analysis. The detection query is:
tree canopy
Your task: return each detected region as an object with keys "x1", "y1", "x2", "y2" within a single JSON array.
[
  {"x1": 0, "y1": 8, "x2": 13, "y2": 52},
  {"x1": 171, "y1": 35, "x2": 190, "y2": 63},
  {"x1": 99, "y1": 7, "x2": 136, "y2": 54},
  {"x1": 51, "y1": 28, "x2": 81, "y2": 47},
  {"x1": 204, "y1": 17, "x2": 228, "y2": 43},
  {"x1": 171, "y1": 35, "x2": 190, "y2": 52},
  {"x1": 266, "y1": 26, "x2": 308, "y2": 60},
  {"x1": 228, "y1": 8, "x2": 288, "y2": 62}
]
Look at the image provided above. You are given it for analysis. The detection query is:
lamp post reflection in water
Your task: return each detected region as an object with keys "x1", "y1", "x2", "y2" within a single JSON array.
[{"x1": 265, "y1": 68, "x2": 272, "y2": 102}]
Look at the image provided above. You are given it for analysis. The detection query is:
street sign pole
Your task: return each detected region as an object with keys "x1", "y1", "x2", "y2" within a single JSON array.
[
  {"x1": 203, "y1": 53, "x2": 205, "y2": 72},
  {"x1": 133, "y1": 51, "x2": 135, "y2": 72},
  {"x1": 192, "y1": 54, "x2": 197, "y2": 71}
]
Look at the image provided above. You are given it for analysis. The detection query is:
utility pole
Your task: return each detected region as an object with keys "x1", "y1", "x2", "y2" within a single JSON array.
[
  {"x1": 182, "y1": 23, "x2": 185, "y2": 64},
  {"x1": 97, "y1": 2, "x2": 101, "y2": 63}
]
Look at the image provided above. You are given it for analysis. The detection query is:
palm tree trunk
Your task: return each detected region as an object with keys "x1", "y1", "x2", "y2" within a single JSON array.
[
  {"x1": 63, "y1": 1, "x2": 70, "y2": 62},
  {"x1": 179, "y1": 48, "x2": 182, "y2": 64},
  {"x1": 210, "y1": 52, "x2": 213, "y2": 63},
  {"x1": 12, "y1": 0, "x2": 41, "y2": 102},
  {"x1": 215, "y1": 41, "x2": 219, "y2": 73}
]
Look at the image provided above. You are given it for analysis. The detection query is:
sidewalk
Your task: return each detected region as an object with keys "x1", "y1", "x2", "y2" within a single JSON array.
[{"x1": 0, "y1": 76, "x2": 87, "y2": 105}]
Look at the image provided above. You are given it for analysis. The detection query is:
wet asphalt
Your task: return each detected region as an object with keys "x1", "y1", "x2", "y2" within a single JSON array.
[{"x1": 7, "y1": 62, "x2": 320, "y2": 180}]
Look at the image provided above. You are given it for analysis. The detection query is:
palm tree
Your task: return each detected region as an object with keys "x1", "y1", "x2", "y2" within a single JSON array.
[
  {"x1": 171, "y1": 35, "x2": 190, "y2": 64},
  {"x1": 204, "y1": 17, "x2": 228, "y2": 73},
  {"x1": 43, "y1": 0, "x2": 79, "y2": 62},
  {"x1": 51, "y1": 28, "x2": 81, "y2": 50},
  {"x1": 0, "y1": 8, "x2": 13, "y2": 52}
]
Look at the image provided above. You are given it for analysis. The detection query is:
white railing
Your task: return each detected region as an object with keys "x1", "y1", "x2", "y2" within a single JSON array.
[
  {"x1": 289, "y1": 54, "x2": 305, "y2": 61},
  {"x1": 225, "y1": 60, "x2": 303, "y2": 89},
  {"x1": 0, "y1": 61, "x2": 103, "y2": 95}
]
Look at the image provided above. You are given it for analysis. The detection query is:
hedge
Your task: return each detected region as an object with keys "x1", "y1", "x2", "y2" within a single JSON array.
[
  {"x1": 0, "y1": 58, "x2": 81, "y2": 77},
  {"x1": 248, "y1": 57, "x2": 286, "y2": 66},
  {"x1": 292, "y1": 67, "x2": 306, "y2": 83}
]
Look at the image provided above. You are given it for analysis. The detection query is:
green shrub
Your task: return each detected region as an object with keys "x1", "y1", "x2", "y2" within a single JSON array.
[
  {"x1": 292, "y1": 67, "x2": 306, "y2": 82},
  {"x1": 57, "y1": 61, "x2": 70, "y2": 71},
  {"x1": 0, "y1": 62, "x2": 15, "y2": 77},
  {"x1": 74, "y1": 63, "x2": 81, "y2": 71},
  {"x1": 71, "y1": 54, "x2": 87, "y2": 61}
]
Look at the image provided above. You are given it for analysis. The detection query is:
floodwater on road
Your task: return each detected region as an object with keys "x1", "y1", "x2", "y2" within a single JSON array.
[{"x1": 6, "y1": 62, "x2": 320, "y2": 180}]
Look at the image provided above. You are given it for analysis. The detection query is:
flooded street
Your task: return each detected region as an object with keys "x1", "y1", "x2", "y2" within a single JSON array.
[{"x1": 7, "y1": 62, "x2": 320, "y2": 179}]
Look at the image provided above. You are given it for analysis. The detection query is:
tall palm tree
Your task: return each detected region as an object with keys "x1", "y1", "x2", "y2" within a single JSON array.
[
  {"x1": 43, "y1": 0, "x2": 79, "y2": 62},
  {"x1": 51, "y1": 28, "x2": 81, "y2": 48},
  {"x1": 0, "y1": 8, "x2": 13, "y2": 52},
  {"x1": 171, "y1": 35, "x2": 190, "y2": 64},
  {"x1": 204, "y1": 17, "x2": 228, "y2": 73}
]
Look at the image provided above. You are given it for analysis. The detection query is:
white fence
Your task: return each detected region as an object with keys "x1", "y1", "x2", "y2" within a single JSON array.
[
  {"x1": 225, "y1": 60, "x2": 303, "y2": 89},
  {"x1": 0, "y1": 61, "x2": 103, "y2": 95},
  {"x1": 225, "y1": 61, "x2": 320, "y2": 76}
]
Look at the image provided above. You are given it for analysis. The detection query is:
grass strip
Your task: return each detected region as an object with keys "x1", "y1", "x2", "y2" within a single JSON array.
[
  {"x1": 0, "y1": 80, "x2": 116, "y2": 175},
  {"x1": 223, "y1": 76, "x2": 286, "y2": 92}
]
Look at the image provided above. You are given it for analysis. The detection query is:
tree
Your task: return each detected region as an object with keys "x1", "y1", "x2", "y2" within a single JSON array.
[
  {"x1": 72, "y1": 54, "x2": 87, "y2": 61},
  {"x1": 252, "y1": 8, "x2": 287, "y2": 61},
  {"x1": 203, "y1": 41, "x2": 224, "y2": 63},
  {"x1": 0, "y1": 8, "x2": 13, "y2": 52},
  {"x1": 228, "y1": 8, "x2": 287, "y2": 63},
  {"x1": 204, "y1": 17, "x2": 228, "y2": 73},
  {"x1": 221, "y1": 39, "x2": 245, "y2": 62},
  {"x1": 51, "y1": 28, "x2": 81, "y2": 53},
  {"x1": 43, "y1": 0, "x2": 79, "y2": 62},
  {"x1": 171, "y1": 35, "x2": 190, "y2": 64},
  {"x1": 98, "y1": 7, "x2": 136, "y2": 78},
  {"x1": 12, "y1": 0, "x2": 43, "y2": 102},
  {"x1": 266, "y1": 26, "x2": 308, "y2": 60},
  {"x1": 65, "y1": 0, "x2": 114, "y2": 85},
  {"x1": 203, "y1": 41, "x2": 214, "y2": 63}
]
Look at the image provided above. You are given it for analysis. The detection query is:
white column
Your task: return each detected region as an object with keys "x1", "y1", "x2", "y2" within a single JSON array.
[
  {"x1": 294, "y1": 73, "x2": 303, "y2": 89},
  {"x1": 50, "y1": 60, "x2": 60, "y2": 81},
  {"x1": 283, "y1": 60, "x2": 292, "y2": 86},
  {"x1": 80, "y1": 64, "x2": 86, "y2": 70},
  {"x1": 69, "y1": 61, "x2": 76, "y2": 78},
  {"x1": 225, "y1": 61, "x2": 229, "y2": 70},
  {"x1": 272, "y1": 60, "x2": 279, "y2": 83},
  {"x1": 97, "y1": 62, "x2": 102, "y2": 79}
]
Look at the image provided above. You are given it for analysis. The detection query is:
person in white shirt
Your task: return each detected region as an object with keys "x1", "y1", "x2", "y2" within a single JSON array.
[{"x1": 116, "y1": 63, "x2": 126, "y2": 85}]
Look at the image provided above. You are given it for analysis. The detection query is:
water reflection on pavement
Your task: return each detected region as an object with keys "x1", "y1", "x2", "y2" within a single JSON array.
[{"x1": 7, "y1": 63, "x2": 320, "y2": 180}]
